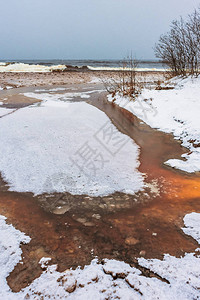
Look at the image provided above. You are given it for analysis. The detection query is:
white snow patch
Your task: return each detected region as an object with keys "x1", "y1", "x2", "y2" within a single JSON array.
[
  {"x1": 0, "y1": 107, "x2": 15, "y2": 117},
  {"x1": 0, "y1": 215, "x2": 30, "y2": 299},
  {"x1": 0, "y1": 93, "x2": 144, "y2": 196},
  {"x1": 39, "y1": 257, "x2": 52, "y2": 269},
  {"x1": 24, "y1": 89, "x2": 102, "y2": 101},
  {"x1": 183, "y1": 212, "x2": 200, "y2": 243},
  {"x1": 35, "y1": 87, "x2": 70, "y2": 92},
  {"x1": 108, "y1": 76, "x2": 200, "y2": 173},
  {"x1": 23, "y1": 90, "x2": 102, "y2": 103}
]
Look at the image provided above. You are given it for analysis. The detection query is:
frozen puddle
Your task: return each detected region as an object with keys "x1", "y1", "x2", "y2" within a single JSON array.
[
  {"x1": 23, "y1": 89, "x2": 103, "y2": 102},
  {"x1": 0, "y1": 212, "x2": 200, "y2": 299},
  {"x1": 0, "y1": 91, "x2": 144, "y2": 196}
]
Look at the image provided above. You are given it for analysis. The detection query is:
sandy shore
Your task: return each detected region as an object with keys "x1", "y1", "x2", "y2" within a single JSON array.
[{"x1": 0, "y1": 70, "x2": 166, "y2": 89}]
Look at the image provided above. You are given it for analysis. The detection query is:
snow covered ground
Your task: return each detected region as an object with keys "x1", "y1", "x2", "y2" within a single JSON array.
[
  {"x1": 0, "y1": 107, "x2": 15, "y2": 117},
  {"x1": 0, "y1": 90, "x2": 144, "y2": 196},
  {"x1": 108, "y1": 76, "x2": 200, "y2": 173},
  {"x1": 0, "y1": 212, "x2": 200, "y2": 299}
]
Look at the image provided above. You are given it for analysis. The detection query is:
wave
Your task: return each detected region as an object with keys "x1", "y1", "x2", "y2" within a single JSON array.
[
  {"x1": 87, "y1": 66, "x2": 167, "y2": 71},
  {"x1": 0, "y1": 62, "x2": 66, "y2": 73},
  {"x1": 0, "y1": 61, "x2": 167, "y2": 73}
]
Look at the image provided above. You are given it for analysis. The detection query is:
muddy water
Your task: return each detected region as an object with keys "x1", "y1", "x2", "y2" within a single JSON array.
[{"x1": 0, "y1": 85, "x2": 200, "y2": 292}]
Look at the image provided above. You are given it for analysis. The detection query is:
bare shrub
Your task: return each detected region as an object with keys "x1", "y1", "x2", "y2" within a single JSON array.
[{"x1": 100, "y1": 56, "x2": 143, "y2": 100}]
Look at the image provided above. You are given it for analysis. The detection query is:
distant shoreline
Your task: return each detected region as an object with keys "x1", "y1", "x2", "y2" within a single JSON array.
[{"x1": 0, "y1": 60, "x2": 167, "y2": 73}]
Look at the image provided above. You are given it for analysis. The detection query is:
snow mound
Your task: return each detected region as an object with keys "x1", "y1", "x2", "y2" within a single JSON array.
[{"x1": 108, "y1": 76, "x2": 200, "y2": 173}]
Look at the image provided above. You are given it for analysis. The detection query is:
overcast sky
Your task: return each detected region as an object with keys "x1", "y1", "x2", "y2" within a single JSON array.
[{"x1": 0, "y1": 0, "x2": 199, "y2": 60}]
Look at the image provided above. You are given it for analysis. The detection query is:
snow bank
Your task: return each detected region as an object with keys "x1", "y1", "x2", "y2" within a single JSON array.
[
  {"x1": 108, "y1": 76, "x2": 200, "y2": 173},
  {"x1": 0, "y1": 62, "x2": 66, "y2": 72},
  {"x1": 0, "y1": 212, "x2": 200, "y2": 299},
  {"x1": 0, "y1": 91, "x2": 144, "y2": 196}
]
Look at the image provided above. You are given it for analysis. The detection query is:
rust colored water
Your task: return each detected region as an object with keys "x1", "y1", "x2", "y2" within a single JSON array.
[{"x1": 0, "y1": 86, "x2": 199, "y2": 291}]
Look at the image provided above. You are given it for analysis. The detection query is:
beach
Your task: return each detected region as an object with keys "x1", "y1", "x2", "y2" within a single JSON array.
[
  {"x1": 1, "y1": 0, "x2": 200, "y2": 297},
  {"x1": 0, "y1": 69, "x2": 166, "y2": 90},
  {"x1": 0, "y1": 65, "x2": 200, "y2": 299}
]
